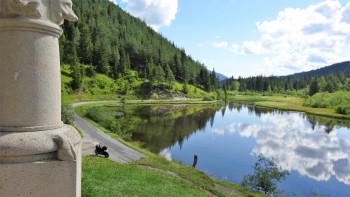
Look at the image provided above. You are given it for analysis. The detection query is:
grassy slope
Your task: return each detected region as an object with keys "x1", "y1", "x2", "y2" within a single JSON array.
[
  {"x1": 61, "y1": 67, "x2": 211, "y2": 106},
  {"x1": 83, "y1": 157, "x2": 210, "y2": 197},
  {"x1": 83, "y1": 156, "x2": 265, "y2": 197}
]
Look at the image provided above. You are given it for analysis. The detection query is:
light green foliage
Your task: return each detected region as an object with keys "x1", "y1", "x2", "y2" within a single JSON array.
[
  {"x1": 232, "y1": 81, "x2": 240, "y2": 91},
  {"x1": 304, "y1": 91, "x2": 350, "y2": 115},
  {"x1": 61, "y1": 67, "x2": 73, "y2": 94},
  {"x1": 115, "y1": 70, "x2": 143, "y2": 95},
  {"x1": 241, "y1": 154, "x2": 288, "y2": 195},
  {"x1": 61, "y1": 62, "x2": 211, "y2": 101},
  {"x1": 85, "y1": 74, "x2": 117, "y2": 95},
  {"x1": 182, "y1": 83, "x2": 189, "y2": 94},
  {"x1": 61, "y1": 105, "x2": 74, "y2": 125},
  {"x1": 85, "y1": 107, "x2": 131, "y2": 140}
]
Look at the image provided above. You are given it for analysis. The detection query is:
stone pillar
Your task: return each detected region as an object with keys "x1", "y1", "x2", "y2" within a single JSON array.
[{"x1": 0, "y1": 0, "x2": 81, "y2": 196}]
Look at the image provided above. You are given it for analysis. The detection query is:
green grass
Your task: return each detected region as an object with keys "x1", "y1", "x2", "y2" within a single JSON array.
[
  {"x1": 82, "y1": 157, "x2": 210, "y2": 197},
  {"x1": 133, "y1": 157, "x2": 221, "y2": 195},
  {"x1": 82, "y1": 156, "x2": 265, "y2": 197},
  {"x1": 213, "y1": 179, "x2": 265, "y2": 197}
]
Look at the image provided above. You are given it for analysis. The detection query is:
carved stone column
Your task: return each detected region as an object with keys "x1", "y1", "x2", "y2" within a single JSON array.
[{"x1": 0, "y1": 0, "x2": 81, "y2": 196}]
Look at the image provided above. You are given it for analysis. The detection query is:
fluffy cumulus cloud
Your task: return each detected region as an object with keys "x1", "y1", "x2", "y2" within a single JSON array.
[
  {"x1": 211, "y1": 110, "x2": 350, "y2": 185},
  {"x1": 120, "y1": 0, "x2": 178, "y2": 31},
  {"x1": 232, "y1": 0, "x2": 350, "y2": 75},
  {"x1": 239, "y1": 114, "x2": 350, "y2": 185}
]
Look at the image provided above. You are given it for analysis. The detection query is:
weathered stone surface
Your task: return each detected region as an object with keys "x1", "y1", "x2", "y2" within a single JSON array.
[
  {"x1": 0, "y1": 158, "x2": 81, "y2": 197},
  {"x1": 0, "y1": 19, "x2": 63, "y2": 131},
  {"x1": 0, "y1": 0, "x2": 78, "y2": 25},
  {"x1": 0, "y1": 0, "x2": 81, "y2": 196},
  {"x1": 0, "y1": 125, "x2": 81, "y2": 163}
]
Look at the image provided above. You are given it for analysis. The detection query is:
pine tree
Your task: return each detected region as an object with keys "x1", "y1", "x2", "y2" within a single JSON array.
[
  {"x1": 309, "y1": 80, "x2": 319, "y2": 96},
  {"x1": 78, "y1": 24, "x2": 93, "y2": 65},
  {"x1": 165, "y1": 64, "x2": 175, "y2": 84},
  {"x1": 110, "y1": 46, "x2": 120, "y2": 79},
  {"x1": 153, "y1": 65, "x2": 165, "y2": 84}
]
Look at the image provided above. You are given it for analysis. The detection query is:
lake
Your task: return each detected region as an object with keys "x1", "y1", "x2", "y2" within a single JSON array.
[{"x1": 108, "y1": 103, "x2": 350, "y2": 196}]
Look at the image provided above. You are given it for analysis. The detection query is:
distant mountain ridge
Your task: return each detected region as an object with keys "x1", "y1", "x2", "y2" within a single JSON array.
[
  {"x1": 290, "y1": 61, "x2": 350, "y2": 78},
  {"x1": 215, "y1": 72, "x2": 229, "y2": 81},
  {"x1": 223, "y1": 60, "x2": 350, "y2": 94}
]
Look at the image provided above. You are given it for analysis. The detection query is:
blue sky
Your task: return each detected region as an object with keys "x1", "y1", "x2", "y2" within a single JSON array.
[{"x1": 111, "y1": 0, "x2": 350, "y2": 77}]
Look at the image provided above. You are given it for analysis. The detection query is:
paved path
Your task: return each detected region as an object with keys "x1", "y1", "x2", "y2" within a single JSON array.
[{"x1": 72, "y1": 102, "x2": 146, "y2": 163}]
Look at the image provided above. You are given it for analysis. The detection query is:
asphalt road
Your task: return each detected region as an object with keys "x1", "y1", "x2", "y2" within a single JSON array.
[{"x1": 72, "y1": 102, "x2": 146, "y2": 163}]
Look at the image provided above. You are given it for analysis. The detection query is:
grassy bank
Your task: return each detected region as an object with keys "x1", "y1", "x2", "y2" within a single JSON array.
[
  {"x1": 228, "y1": 95, "x2": 350, "y2": 119},
  {"x1": 82, "y1": 157, "x2": 211, "y2": 197},
  {"x1": 82, "y1": 156, "x2": 265, "y2": 197}
]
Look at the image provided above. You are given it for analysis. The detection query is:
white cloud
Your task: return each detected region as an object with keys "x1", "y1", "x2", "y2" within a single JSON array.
[
  {"x1": 238, "y1": 113, "x2": 350, "y2": 185},
  {"x1": 211, "y1": 128, "x2": 225, "y2": 136},
  {"x1": 242, "y1": 41, "x2": 264, "y2": 54},
  {"x1": 121, "y1": 0, "x2": 178, "y2": 31},
  {"x1": 343, "y1": 2, "x2": 350, "y2": 22},
  {"x1": 229, "y1": 43, "x2": 241, "y2": 54},
  {"x1": 109, "y1": 0, "x2": 118, "y2": 4},
  {"x1": 212, "y1": 41, "x2": 229, "y2": 48},
  {"x1": 210, "y1": 41, "x2": 244, "y2": 55},
  {"x1": 234, "y1": 0, "x2": 350, "y2": 75},
  {"x1": 159, "y1": 148, "x2": 172, "y2": 161}
]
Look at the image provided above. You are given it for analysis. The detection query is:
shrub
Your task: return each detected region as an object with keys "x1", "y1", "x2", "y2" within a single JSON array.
[
  {"x1": 336, "y1": 105, "x2": 350, "y2": 115},
  {"x1": 241, "y1": 154, "x2": 289, "y2": 195},
  {"x1": 61, "y1": 105, "x2": 74, "y2": 125},
  {"x1": 304, "y1": 91, "x2": 350, "y2": 115},
  {"x1": 85, "y1": 107, "x2": 132, "y2": 141},
  {"x1": 202, "y1": 96, "x2": 214, "y2": 101},
  {"x1": 85, "y1": 107, "x2": 105, "y2": 123}
]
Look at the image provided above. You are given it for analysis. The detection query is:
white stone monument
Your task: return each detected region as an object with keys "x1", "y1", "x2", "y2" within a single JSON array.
[{"x1": 0, "y1": 0, "x2": 81, "y2": 196}]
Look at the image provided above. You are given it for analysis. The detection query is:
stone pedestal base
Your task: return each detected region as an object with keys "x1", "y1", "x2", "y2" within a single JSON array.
[
  {"x1": 0, "y1": 125, "x2": 82, "y2": 197},
  {"x1": 0, "y1": 158, "x2": 81, "y2": 197}
]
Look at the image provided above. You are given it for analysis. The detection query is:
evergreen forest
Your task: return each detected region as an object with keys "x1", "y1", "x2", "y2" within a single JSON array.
[
  {"x1": 223, "y1": 61, "x2": 350, "y2": 96},
  {"x1": 60, "y1": 0, "x2": 350, "y2": 115},
  {"x1": 60, "y1": 0, "x2": 218, "y2": 101}
]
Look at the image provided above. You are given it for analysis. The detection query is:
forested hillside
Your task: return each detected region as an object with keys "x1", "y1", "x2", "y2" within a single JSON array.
[
  {"x1": 60, "y1": 0, "x2": 218, "y2": 100},
  {"x1": 292, "y1": 61, "x2": 350, "y2": 78},
  {"x1": 224, "y1": 61, "x2": 350, "y2": 96}
]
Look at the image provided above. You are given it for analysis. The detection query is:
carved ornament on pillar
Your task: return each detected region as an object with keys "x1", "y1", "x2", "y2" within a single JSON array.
[{"x1": 0, "y1": 0, "x2": 78, "y2": 25}]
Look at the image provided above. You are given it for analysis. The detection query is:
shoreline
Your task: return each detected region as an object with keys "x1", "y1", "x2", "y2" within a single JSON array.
[{"x1": 229, "y1": 95, "x2": 350, "y2": 120}]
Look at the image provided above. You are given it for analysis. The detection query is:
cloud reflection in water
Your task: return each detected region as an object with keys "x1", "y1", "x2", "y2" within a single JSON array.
[
  {"x1": 212, "y1": 113, "x2": 350, "y2": 185},
  {"x1": 159, "y1": 148, "x2": 172, "y2": 161}
]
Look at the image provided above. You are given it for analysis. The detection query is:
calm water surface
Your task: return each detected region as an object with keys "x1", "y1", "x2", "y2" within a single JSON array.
[{"x1": 119, "y1": 104, "x2": 350, "y2": 196}]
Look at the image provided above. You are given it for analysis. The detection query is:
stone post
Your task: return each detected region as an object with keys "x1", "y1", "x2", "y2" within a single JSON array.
[{"x1": 0, "y1": 0, "x2": 81, "y2": 196}]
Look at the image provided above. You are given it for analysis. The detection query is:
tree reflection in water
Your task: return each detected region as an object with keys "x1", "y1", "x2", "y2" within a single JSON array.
[{"x1": 101, "y1": 103, "x2": 350, "y2": 193}]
